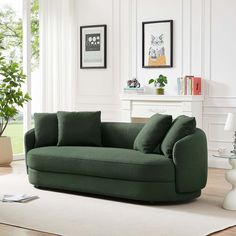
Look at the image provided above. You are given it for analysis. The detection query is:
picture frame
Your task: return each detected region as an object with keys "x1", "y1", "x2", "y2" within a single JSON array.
[
  {"x1": 142, "y1": 20, "x2": 173, "y2": 68},
  {"x1": 80, "y1": 25, "x2": 107, "y2": 69}
]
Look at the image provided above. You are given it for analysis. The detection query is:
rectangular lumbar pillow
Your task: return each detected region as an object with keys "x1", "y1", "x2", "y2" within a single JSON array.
[
  {"x1": 34, "y1": 113, "x2": 58, "y2": 147},
  {"x1": 133, "y1": 113, "x2": 172, "y2": 154},
  {"x1": 161, "y1": 115, "x2": 196, "y2": 158},
  {"x1": 57, "y1": 111, "x2": 102, "y2": 146}
]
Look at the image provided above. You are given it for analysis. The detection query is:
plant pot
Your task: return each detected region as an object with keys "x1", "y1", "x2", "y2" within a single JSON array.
[
  {"x1": 0, "y1": 136, "x2": 13, "y2": 166},
  {"x1": 156, "y1": 88, "x2": 165, "y2": 95}
]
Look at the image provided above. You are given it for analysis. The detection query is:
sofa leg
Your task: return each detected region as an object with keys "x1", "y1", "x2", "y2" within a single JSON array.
[{"x1": 149, "y1": 201, "x2": 156, "y2": 205}]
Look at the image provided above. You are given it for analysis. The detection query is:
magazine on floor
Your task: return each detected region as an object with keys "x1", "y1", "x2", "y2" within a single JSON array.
[{"x1": 0, "y1": 194, "x2": 39, "y2": 203}]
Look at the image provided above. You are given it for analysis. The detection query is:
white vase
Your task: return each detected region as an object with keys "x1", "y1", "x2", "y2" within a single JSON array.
[{"x1": 0, "y1": 136, "x2": 13, "y2": 166}]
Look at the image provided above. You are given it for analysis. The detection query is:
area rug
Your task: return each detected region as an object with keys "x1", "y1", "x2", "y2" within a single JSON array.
[{"x1": 0, "y1": 171, "x2": 236, "y2": 236}]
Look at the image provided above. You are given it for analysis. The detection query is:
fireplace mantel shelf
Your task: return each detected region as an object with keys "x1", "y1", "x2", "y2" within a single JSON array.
[{"x1": 120, "y1": 94, "x2": 204, "y2": 128}]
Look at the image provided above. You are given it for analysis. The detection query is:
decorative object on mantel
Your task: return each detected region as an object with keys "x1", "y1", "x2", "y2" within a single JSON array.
[
  {"x1": 149, "y1": 74, "x2": 167, "y2": 95},
  {"x1": 224, "y1": 113, "x2": 236, "y2": 155},
  {"x1": 127, "y1": 78, "x2": 140, "y2": 88},
  {"x1": 124, "y1": 78, "x2": 144, "y2": 94},
  {"x1": 177, "y1": 77, "x2": 184, "y2": 95},
  {"x1": 177, "y1": 76, "x2": 201, "y2": 95},
  {"x1": 142, "y1": 20, "x2": 173, "y2": 68},
  {"x1": 123, "y1": 87, "x2": 144, "y2": 94},
  {"x1": 80, "y1": 25, "x2": 107, "y2": 69}
]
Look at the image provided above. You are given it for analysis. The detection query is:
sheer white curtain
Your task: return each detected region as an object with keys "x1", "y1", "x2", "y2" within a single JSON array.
[{"x1": 39, "y1": 0, "x2": 77, "y2": 112}]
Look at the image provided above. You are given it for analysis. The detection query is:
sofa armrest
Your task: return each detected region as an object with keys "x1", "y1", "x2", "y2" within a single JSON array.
[
  {"x1": 172, "y1": 128, "x2": 208, "y2": 193},
  {"x1": 24, "y1": 129, "x2": 35, "y2": 173},
  {"x1": 24, "y1": 128, "x2": 35, "y2": 155}
]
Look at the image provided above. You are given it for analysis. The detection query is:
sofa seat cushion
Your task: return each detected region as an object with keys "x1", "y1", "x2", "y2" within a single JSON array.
[{"x1": 27, "y1": 147, "x2": 175, "y2": 182}]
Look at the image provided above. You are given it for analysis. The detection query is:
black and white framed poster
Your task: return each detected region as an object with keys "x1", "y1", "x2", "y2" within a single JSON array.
[
  {"x1": 80, "y1": 25, "x2": 107, "y2": 69},
  {"x1": 142, "y1": 20, "x2": 173, "y2": 68}
]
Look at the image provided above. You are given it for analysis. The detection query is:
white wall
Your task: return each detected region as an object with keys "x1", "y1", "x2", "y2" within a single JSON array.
[
  {"x1": 76, "y1": 0, "x2": 122, "y2": 121},
  {"x1": 40, "y1": 0, "x2": 77, "y2": 112},
  {"x1": 136, "y1": 0, "x2": 182, "y2": 95},
  {"x1": 202, "y1": 0, "x2": 236, "y2": 168},
  {"x1": 75, "y1": 0, "x2": 236, "y2": 168}
]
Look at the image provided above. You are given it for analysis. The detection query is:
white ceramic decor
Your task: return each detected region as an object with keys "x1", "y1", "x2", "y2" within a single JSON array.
[{"x1": 223, "y1": 159, "x2": 236, "y2": 210}]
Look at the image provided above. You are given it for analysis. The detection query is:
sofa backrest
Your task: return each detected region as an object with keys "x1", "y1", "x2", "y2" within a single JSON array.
[
  {"x1": 31, "y1": 112, "x2": 197, "y2": 155},
  {"x1": 101, "y1": 122, "x2": 144, "y2": 149},
  {"x1": 32, "y1": 111, "x2": 145, "y2": 149}
]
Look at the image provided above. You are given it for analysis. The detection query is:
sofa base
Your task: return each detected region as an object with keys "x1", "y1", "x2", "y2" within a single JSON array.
[{"x1": 28, "y1": 168, "x2": 201, "y2": 203}]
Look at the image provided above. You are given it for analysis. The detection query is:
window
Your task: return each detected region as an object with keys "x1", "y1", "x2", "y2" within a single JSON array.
[
  {"x1": 31, "y1": 0, "x2": 40, "y2": 124},
  {"x1": 0, "y1": 0, "x2": 39, "y2": 155}
]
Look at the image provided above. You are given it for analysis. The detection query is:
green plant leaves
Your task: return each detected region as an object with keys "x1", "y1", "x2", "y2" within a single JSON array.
[
  {"x1": 0, "y1": 58, "x2": 31, "y2": 136},
  {"x1": 0, "y1": 1, "x2": 39, "y2": 69},
  {"x1": 149, "y1": 74, "x2": 168, "y2": 88},
  {"x1": 148, "y1": 79, "x2": 155, "y2": 84}
]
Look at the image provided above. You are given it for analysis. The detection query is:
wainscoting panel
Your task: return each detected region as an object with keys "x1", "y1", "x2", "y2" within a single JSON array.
[
  {"x1": 202, "y1": 0, "x2": 236, "y2": 168},
  {"x1": 76, "y1": 0, "x2": 122, "y2": 121},
  {"x1": 74, "y1": 0, "x2": 236, "y2": 168}
]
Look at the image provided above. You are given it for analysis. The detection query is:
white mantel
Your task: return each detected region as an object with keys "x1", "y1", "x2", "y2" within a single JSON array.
[
  {"x1": 121, "y1": 94, "x2": 204, "y2": 102},
  {"x1": 121, "y1": 94, "x2": 204, "y2": 128}
]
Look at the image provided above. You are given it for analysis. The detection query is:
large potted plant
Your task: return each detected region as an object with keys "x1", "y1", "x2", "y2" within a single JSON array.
[
  {"x1": 149, "y1": 74, "x2": 168, "y2": 95},
  {"x1": 0, "y1": 55, "x2": 31, "y2": 165}
]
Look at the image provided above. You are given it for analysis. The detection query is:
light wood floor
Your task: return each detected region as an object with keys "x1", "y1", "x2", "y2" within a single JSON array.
[{"x1": 0, "y1": 161, "x2": 235, "y2": 236}]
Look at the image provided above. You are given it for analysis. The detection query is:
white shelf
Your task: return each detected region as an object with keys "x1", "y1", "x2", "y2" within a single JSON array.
[
  {"x1": 120, "y1": 94, "x2": 204, "y2": 128},
  {"x1": 120, "y1": 94, "x2": 204, "y2": 102}
]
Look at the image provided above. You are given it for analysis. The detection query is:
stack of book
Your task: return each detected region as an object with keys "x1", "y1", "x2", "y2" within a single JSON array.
[
  {"x1": 177, "y1": 76, "x2": 201, "y2": 95},
  {"x1": 123, "y1": 87, "x2": 144, "y2": 94}
]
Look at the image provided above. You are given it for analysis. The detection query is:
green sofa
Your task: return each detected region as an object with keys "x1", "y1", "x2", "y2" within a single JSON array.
[{"x1": 25, "y1": 114, "x2": 208, "y2": 202}]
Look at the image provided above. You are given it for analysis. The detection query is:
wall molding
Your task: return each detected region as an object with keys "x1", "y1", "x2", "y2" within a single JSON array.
[
  {"x1": 203, "y1": 0, "x2": 236, "y2": 99},
  {"x1": 201, "y1": 0, "x2": 236, "y2": 167},
  {"x1": 209, "y1": 158, "x2": 230, "y2": 169},
  {"x1": 13, "y1": 154, "x2": 24, "y2": 161},
  {"x1": 208, "y1": 122, "x2": 232, "y2": 143},
  {"x1": 131, "y1": 0, "x2": 137, "y2": 79},
  {"x1": 182, "y1": 0, "x2": 192, "y2": 76},
  {"x1": 77, "y1": 0, "x2": 122, "y2": 108},
  {"x1": 112, "y1": 0, "x2": 121, "y2": 101},
  {"x1": 74, "y1": 0, "x2": 236, "y2": 167}
]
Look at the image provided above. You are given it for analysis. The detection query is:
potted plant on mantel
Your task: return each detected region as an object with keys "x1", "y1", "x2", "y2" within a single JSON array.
[
  {"x1": 149, "y1": 74, "x2": 168, "y2": 95},
  {"x1": 0, "y1": 53, "x2": 31, "y2": 166}
]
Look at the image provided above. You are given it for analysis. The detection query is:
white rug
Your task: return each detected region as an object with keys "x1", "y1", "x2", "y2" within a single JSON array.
[{"x1": 0, "y1": 171, "x2": 236, "y2": 236}]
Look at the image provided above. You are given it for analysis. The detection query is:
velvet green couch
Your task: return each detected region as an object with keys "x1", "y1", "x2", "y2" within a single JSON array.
[{"x1": 25, "y1": 121, "x2": 208, "y2": 203}]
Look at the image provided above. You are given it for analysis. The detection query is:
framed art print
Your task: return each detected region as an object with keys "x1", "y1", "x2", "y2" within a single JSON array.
[
  {"x1": 142, "y1": 20, "x2": 173, "y2": 68},
  {"x1": 80, "y1": 25, "x2": 107, "y2": 69}
]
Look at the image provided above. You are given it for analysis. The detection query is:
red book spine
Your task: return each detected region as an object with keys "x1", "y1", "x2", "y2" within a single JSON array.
[{"x1": 192, "y1": 77, "x2": 201, "y2": 95}]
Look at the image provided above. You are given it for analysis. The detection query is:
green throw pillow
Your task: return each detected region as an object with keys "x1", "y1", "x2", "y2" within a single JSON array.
[
  {"x1": 161, "y1": 115, "x2": 196, "y2": 158},
  {"x1": 57, "y1": 111, "x2": 102, "y2": 146},
  {"x1": 34, "y1": 113, "x2": 58, "y2": 147},
  {"x1": 133, "y1": 113, "x2": 172, "y2": 154}
]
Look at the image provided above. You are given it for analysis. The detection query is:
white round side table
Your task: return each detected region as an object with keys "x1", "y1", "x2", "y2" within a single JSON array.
[{"x1": 213, "y1": 154, "x2": 236, "y2": 210}]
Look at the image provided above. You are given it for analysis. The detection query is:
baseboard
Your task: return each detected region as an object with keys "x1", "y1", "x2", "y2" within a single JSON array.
[
  {"x1": 13, "y1": 154, "x2": 25, "y2": 161},
  {"x1": 208, "y1": 158, "x2": 230, "y2": 169}
]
